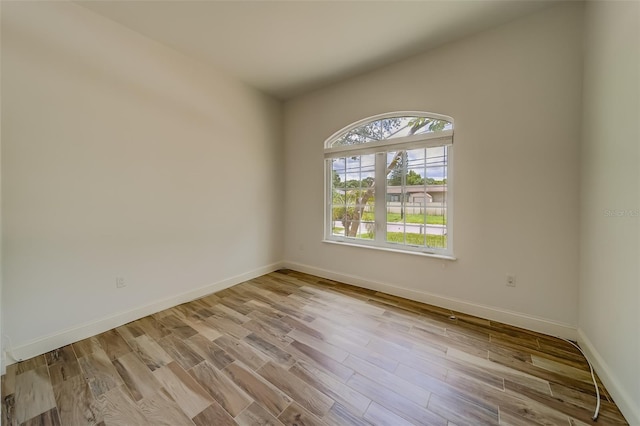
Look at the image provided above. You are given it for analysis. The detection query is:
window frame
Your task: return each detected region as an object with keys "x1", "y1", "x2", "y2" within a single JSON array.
[{"x1": 323, "y1": 111, "x2": 455, "y2": 258}]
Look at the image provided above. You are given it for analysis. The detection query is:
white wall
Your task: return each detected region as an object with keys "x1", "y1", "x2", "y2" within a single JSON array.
[
  {"x1": 578, "y1": 2, "x2": 640, "y2": 424},
  {"x1": 283, "y1": 3, "x2": 584, "y2": 337},
  {"x1": 1, "y1": 2, "x2": 283, "y2": 359}
]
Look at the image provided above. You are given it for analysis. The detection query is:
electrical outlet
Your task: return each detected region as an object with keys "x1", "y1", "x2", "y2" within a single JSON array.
[
  {"x1": 116, "y1": 277, "x2": 126, "y2": 288},
  {"x1": 506, "y1": 274, "x2": 516, "y2": 287}
]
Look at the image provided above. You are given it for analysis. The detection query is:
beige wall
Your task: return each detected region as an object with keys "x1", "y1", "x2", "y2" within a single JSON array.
[
  {"x1": 1, "y1": 2, "x2": 283, "y2": 357},
  {"x1": 579, "y1": 2, "x2": 640, "y2": 424},
  {"x1": 283, "y1": 3, "x2": 584, "y2": 335}
]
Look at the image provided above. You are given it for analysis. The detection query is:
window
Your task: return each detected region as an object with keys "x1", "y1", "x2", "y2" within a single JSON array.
[{"x1": 324, "y1": 112, "x2": 453, "y2": 256}]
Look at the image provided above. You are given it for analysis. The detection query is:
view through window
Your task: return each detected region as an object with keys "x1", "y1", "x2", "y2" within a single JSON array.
[{"x1": 325, "y1": 113, "x2": 453, "y2": 256}]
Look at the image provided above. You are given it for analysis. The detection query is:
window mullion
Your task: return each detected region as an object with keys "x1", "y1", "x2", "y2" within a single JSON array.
[{"x1": 374, "y1": 152, "x2": 387, "y2": 245}]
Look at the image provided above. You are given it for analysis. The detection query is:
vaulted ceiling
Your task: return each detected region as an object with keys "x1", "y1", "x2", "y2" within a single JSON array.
[{"x1": 78, "y1": 1, "x2": 558, "y2": 99}]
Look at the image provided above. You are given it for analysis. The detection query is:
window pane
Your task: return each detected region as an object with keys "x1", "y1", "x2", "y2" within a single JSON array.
[
  {"x1": 386, "y1": 147, "x2": 448, "y2": 249},
  {"x1": 423, "y1": 146, "x2": 447, "y2": 248},
  {"x1": 331, "y1": 207, "x2": 346, "y2": 236},
  {"x1": 330, "y1": 154, "x2": 375, "y2": 240}
]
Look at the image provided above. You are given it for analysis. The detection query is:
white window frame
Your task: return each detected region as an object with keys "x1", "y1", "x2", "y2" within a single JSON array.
[{"x1": 323, "y1": 111, "x2": 454, "y2": 258}]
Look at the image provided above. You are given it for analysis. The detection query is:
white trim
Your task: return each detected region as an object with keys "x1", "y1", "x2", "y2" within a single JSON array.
[
  {"x1": 283, "y1": 261, "x2": 577, "y2": 340},
  {"x1": 577, "y1": 329, "x2": 639, "y2": 426},
  {"x1": 322, "y1": 239, "x2": 456, "y2": 260},
  {"x1": 444, "y1": 145, "x2": 454, "y2": 256},
  {"x1": 2, "y1": 262, "x2": 284, "y2": 372},
  {"x1": 323, "y1": 157, "x2": 336, "y2": 243},
  {"x1": 374, "y1": 152, "x2": 387, "y2": 245}
]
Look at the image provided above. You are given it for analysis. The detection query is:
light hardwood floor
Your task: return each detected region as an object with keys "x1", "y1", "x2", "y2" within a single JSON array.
[{"x1": 1, "y1": 270, "x2": 629, "y2": 425}]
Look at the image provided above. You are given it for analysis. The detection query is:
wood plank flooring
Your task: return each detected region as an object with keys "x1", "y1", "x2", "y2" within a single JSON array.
[{"x1": 1, "y1": 270, "x2": 629, "y2": 425}]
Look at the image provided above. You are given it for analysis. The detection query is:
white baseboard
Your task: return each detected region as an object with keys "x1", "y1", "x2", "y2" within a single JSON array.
[
  {"x1": 3, "y1": 262, "x2": 284, "y2": 374},
  {"x1": 577, "y1": 329, "x2": 639, "y2": 426},
  {"x1": 283, "y1": 261, "x2": 577, "y2": 340}
]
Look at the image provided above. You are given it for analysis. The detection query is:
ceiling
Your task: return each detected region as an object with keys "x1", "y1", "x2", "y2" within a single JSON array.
[{"x1": 78, "y1": 1, "x2": 559, "y2": 99}]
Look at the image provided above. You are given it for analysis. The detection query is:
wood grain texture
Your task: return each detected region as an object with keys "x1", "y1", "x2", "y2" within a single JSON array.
[
  {"x1": 94, "y1": 385, "x2": 149, "y2": 425},
  {"x1": 257, "y1": 361, "x2": 334, "y2": 417},
  {"x1": 189, "y1": 361, "x2": 251, "y2": 417},
  {"x1": 53, "y1": 375, "x2": 102, "y2": 425},
  {"x1": 137, "y1": 389, "x2": 195, "y2": 426},
  {"x1": 158, "y1": 334, "x2": 204, "y2": 371},
  {"x1": 278, "y1": 401, "x2": 326, "y2": 426},
  {"x1": 112, "y1": 352, "x2": 160, "y2": 401},
  {"x1": 77, "y1": 349, "x2": 125, "y2": 398},
  {"x1": 323, "y1": 402, "x2": 372, "y2": 426},
  {"x1": 214, "y1": 335, "x2": 269, "y2": 371},
  {"x1": 127, "y1": 334, "x2": 173, "y2": 372},
  {"x1": 14, "y1": 356, "x2": 47, "y2": 376},
  {"x1": 347, "y1": 372, "x2": 448, "y2": 426},
  {"x1": 21, "y1": 407, "x2": 61, "y2": 426},
  {"x1": 223, "y1": 362, "x2": 291, "y2": 417},
  {"x1": 0, "y1": 270, "x2": 630, "y2": 425},
  {"x1": 235, "y1": 402, "x2": 284, "y2": 426},
  {"x1": 47, "y1": 347, "x2": 82, "y2": 387},
  {"x1": 192, "y1": 402, "x2": 237, "y2": 426},
  {"x1": 152, "y1": 362, "x2": 212, "y2": 418},
  {"x1": 289, "y1": 359, "x2": 371, "y2": 415},
  {"x1": 95, "y1": 330, "x2": 132, "y2": 361},
  {"x1": 14, "y1": 366, "x2": 56, "y2": 424},
  {"x1": 186, "y1": 334, "x2": 234, "y2": 370},
  {"x1": 363, "y1": 401, "x2": 415, "y2": 426},
  {"x1": 244, "y1": 333, "x2": 294, "y2": 366}
]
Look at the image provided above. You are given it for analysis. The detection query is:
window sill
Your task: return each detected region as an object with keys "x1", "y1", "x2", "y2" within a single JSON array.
[{"x1": 322, "y1": 239, "x2": 457, "y2": 261}]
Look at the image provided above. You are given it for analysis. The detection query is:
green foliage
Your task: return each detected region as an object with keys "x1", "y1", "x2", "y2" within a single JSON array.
[
  {"x1": 386, "y1": 232, "x2": 446, "y2": 248},
  {"x1": 388, "y1": 151, "x2": 407, "y2": 186},
  {"x1": 332, "y1": 170, "x2": 341, "y2": 187},
  {"x1": 363, "y1": 212, "x2": 445, "y2": 225},
  {"x1": 334, "y1": 118, "x2": 403, "y2": 146},
  {"x1": 331, "y1": 188, "x2": 375, "y2": 236},
  {"x1": 360, "y1": 232, "x2": 446, "y2": 248},
  {"x1": 406, "y1": 170, "x2": 424, "y2": 186},
  {"x1": 333, "y1": 176, "x2": 375, "y2": 189},
  {"x1": 407, "y1": 117, "x2": 448, "y2": 134},
  {"x1": 388, "y1": 174, "x2": 447, "y2": 187},
  {"x1": 362, "y1": 177, "x2": 374, "y2": 187},
  {"x1": 333, "y1": 116, "x2": 449, "y2": 147},
  {"x1": 425, "y1": 178, "x2": 447, "y2": 185},
  {"x1": 387, "y1": 151, "x2": 447, "y2": 186},
  {"x1": 389, "y1": 213, "x2": 445, "y2": 225}
]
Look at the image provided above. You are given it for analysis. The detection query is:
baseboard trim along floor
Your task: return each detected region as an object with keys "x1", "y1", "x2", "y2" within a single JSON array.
[{"x1": 284, "y1": 261, "x2": 577, "y2": 340}]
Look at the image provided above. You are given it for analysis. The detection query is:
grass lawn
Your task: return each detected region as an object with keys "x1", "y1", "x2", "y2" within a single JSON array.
[
  {"x1": 361, "y1": 232, "x2": 446, "y2": 248},
  {"x1": 333, "y1": 228, "x2": 446, "y2": 249},
  {"x1": 362, "y1": 212, "x2": 446, "y2": 225}
]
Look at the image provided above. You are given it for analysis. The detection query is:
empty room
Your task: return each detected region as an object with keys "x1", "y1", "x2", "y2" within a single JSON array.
[{"x1": 1, "y1": 1, "x2": 638, "y2": 425}]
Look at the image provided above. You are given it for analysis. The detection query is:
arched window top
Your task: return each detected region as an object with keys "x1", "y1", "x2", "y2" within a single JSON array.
[{"x1": 326, "y1": 112, "x2": 453, "y2": 149}]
